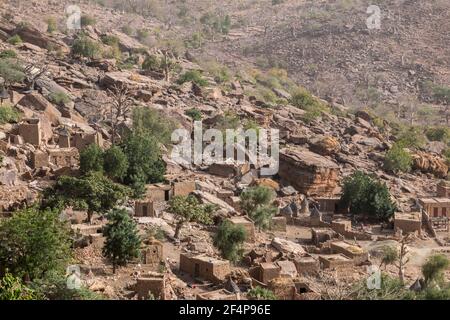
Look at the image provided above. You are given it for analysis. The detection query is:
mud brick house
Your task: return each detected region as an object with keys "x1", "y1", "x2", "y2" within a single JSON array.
[
  {"x1": 72, "y1": 131, "x2": 104, "y2": 151},
  {"x1": 172, "y1": 180, "x2": 196, "y2": 197},
  {"x1": 311, "y1": 228, "x2": 336, "y2": 246},
  {"x1": 419, "y1": 198, "x2": 450, "y2": 218},
  {"x1": 135, "y1": 200, "x2": 155, "y2": 217},
  {"x1": 249, "y1": 262, "x2": 281, "y2": 284},
  {"x1": 294, "y1": 255, "x2": 320, "y2": 275},
  {"x1": 196, "y1": 289, "x2": 239, "y2": 300},
  {"x1": 394, "y1": 212, "x2": 422, "y2": 235},
  {"x1": 319, "y1": 254, "x2": 353, "y2": 269},
  {"x1": 279, "y1": 148, "x2": 340, "y2": 196},
  {"x1": 135, "y1": 273, "x2": 166, "y2": 300},
  {"x1": 437, "y1": 181, "x2": 450, "y2": 198},
  {"x1": 143, "y1": 238, "x2": 163, "y2": 265},
  {"x1": 30, "y1": 150, "x2": 49, "y2": 169},
  {"x1": 271, "y1": 216, "x2": 287, "y2": 232},
  {"x1": 316, "y1": 197, "x2": 345, "y2": 214},
  {"x1": 145, "y1": 184, "x2": 172, "y2": 202},
  {"x1": 179, "y1": 253, "x2": 230, "y2": 283},
  {"x1": 227, "y1": 216, "x2": 256, "y2": 242},
  {"x1": 331, "y1": 219, "x2": 352, "y2": 234},
  {"x1": 47, "y1": 148, "x2": 79, "y2": 167},
  {"x1": 330, "y1": 241, "x2": 369, "y2": 264},
  {"x1": 19, "y1": 118, "x2": 41, "y2": 146}
]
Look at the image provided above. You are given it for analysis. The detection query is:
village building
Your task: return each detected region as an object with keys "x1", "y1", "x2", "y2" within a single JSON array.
[
  {"x1": 72, "y1": 131, "x2": 104, "y2": 151},
  {"x1": 419, "y1": 198, "x2": 450, "y2": 218},
  {"x1": 196, "y1": 289, "x2": 239, "y2": 300},
  {"x1": 19, "y1": 118, "x2": 42, "y2": 146},
  {"x1": 331, "y1": 219, "x2": 352, "y2": 234},
  {"x1": 142, "y1": 238, "x2": 163, "y2": 265},
  {"x1": 277, "y1": 260, "x2": 298, "y2": 278},
  {"x1": 135, "y1": 273, "x2": 166, "y2": 300},
  {"x1": 294, "y1": 255, "x2": 320, "y2": 275},
  {"x1": 179, "y1": 253, "x2": 231, "y2": 283},
  {"x1": 145, "y1": 184, "x2": 173, "y2": 202},
  {"x1": 30, "y1": 150, "x2": 49, "y2": 169},
  {"x1": 172, "y1": 180, "x2": 196, "y2": 197},
  {"x1": 330, "y1": 241, "x2": 369, "y2": 264},
  {"x1": 318, "y1": 254, "x2": 353, "y2": 269},
  {"x1": 249, "y1": 262, "x2": 281, "y2": 284},
  {"x1": 134, "y1": 200, "x2": 155, "y2": 217},
  {"x1": 394, "y1": 212, "x2": 422, "y2": 235},
  {"x1": 58, "y1": 130, "x2": 71, "y2": 148},
  {"x1": 316, "y1": 197, "x2": 343, "y2": 214},
  {"x1": 227, "y1": 216, "x2": 256, "y2": 242},
  {"x1": 437, "y1": 181, "x2": 450, "y2": 198},
  {"x1": 47, "y1": 148, "x2": 79, "y2": 167},
  {"x1": 311, "y1": 228, "x2": 336, "y2": 246}
]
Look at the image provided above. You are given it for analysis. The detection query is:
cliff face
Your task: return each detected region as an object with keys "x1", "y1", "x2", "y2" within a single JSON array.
[{"x1": 279, "y1": 148, "x2": 340, "y2": 197}]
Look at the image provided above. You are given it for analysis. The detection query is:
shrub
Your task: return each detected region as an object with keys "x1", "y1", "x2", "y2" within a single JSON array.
[
  {"x1": 48, "y1": 91, "x2": 71, "y2": 105},
  {"x1": 339, "y1": 171, "x2": 397, "y2": 221},
  {"x1": 142, "y1": 54, "x2": 161, "y2": 72},
  {"x1": 247, "y1": 287, "x2": 277, "y2": 300},
  {"x1": 185, "y1": 108, "x2": 202, "y2": 121},
  {"x1": 71, "y1": 36, "x2": 101, "y2": 59},
  {"x1": 46, "y1": 17, "x2": 57, "y2": 33},
  {"x1": 396, "y1": 126, "x2": 426, "y2": 149},
  {"x1": 80, "y1": 15, "x2": 96, "y2": 27},
  {"x1": 384, "y1": 143, "x2": 412, "y2": 174},
  {"x1": 0, "y1": 49, "x2": 17, "y2": 59},
  {"x1": 425, "y1": 127, "x2": 450, "y2": 143},
  {"x1": 7, "y1": 35, "x2": 22, "y2": 45},
  {"x1": 0, "y1": 273, "x2": 38, "y2": 300},
  {"x1": 101, "y1": 35, "x2": 120, "y2": 46},
  {"x1": 0, "y1": 58, "x2": 25, "y2": 89},
  {"x1": 240, "y1": 186, "x2": 277, "y2": 230},
  {"x1": 422, "y1": 254, "x2": 450, "y2": 287},
  {"x1": 214, "y1": 221, "x2": 247, "y2": 263},
  {"x1": 121, "y1": 25, "x2": 133, "y2": 35},
  {"x1": 79, "y1": 144, "x2": 104, "y2": 174},
  {"x1": 177, "y1": 70, "x2": 208, "y2": 87},
  {"x1": 132, "y1": 107, "x2": 176, "y2": 146},
  {"x1": 290, "y1": 87, "x2": 327, "y2": 123},
  {"x1": 102, "y1": 208, "x2": 141, "y2": 273},
  {"x1": 0, "y1": 104, "x2": 21, "y2": 124},
  {"x1": 136, "y1": 29, "x2": 150, "y2": 41}
]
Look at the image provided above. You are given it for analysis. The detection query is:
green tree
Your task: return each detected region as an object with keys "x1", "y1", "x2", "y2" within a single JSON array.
[
  {"x1": 0, "y1": 58, "x2": 25, "y2": 93},
  {"x1": 396, "y1": 126, "x2": 426, "y2": 149},
  {"x1": 240, "y1": 186, "x2": 277, "y2": 230},
  {"x1": 422, "y1": 254, "x2": 450, "y2": 287},
  {"x1": 79, "y1": 144, "x2": 104, "y2": 174},
  {"x1": 120, "y1": 133, "x2": 166, "y2": 198},
  {"x1": 0, "y1": 208, "x2": 72, "y2": 280},
  {"x1": 384, "y1": 143, "x2": 412, "y2": 174},
  {"x1": 167, "y1": 195, "x2": 214, "y2": 239},
  {"x1": 214, "y1": 221, "x2": 247, "y2": 263},
  {"x1": 247, "y1": 286, "x2": 277, "y2": 300},
  {"x1": 102, "y1": 209, "x2": 141, "y2": 274},
  {"x1": 103, "y1": 146, "x2": 128, "y2": 180},
  {"x1": 339, "y1": 171, "x2": 396, "y2": 221},
  {"x1": 379, "y1": 246, "x2": 398, "y2": 270},
  {"x1": 42, "y1": 172, "x2": 130, "y2": 222},
  {"x1": 0, "y1": 272, "x2": 38, "y2": 300}
]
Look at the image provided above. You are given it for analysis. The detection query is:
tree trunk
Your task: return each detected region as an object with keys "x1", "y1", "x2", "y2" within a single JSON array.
[
  {"x1": 87, "y1": 210, "x2": 93, "y2": 223},
  {"x1": 174, "y1": 222, "x2": 183, "y2": 239}
]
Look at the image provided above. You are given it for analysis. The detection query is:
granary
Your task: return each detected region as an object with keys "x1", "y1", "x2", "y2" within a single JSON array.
[
  {"x1": 30, "y1": 150, "x2": 49, "y2": 169},
  {"x1": 135, "y1": 273, "x2": 166, "y2": 300},
  {"x1": 394, "y1": 212, "x2": 422, "y2": 235},
  {"x1": 311, "y1": 228, "x2": 336, "y2": 246},
  {"x1": 135, "y1": 200, "x2": 155, "y2": 217},
  {"x1": 227, "y1": 216, "x2": 256, "y2": 242},
  {"x1": 278, "y1": 147, "x2": 340, "y2": 196},
  {"x1": 145, "y1": 184, "x2": 173, "y2": 202},
  {"x1": 437, "y1": 181, "x2": 450, "y2": 198},
  {"x1": 172, "y1": 180, "x2": 196, "y2": 197},
  {"x1": 294, "y1": 255, "x2": 320, "y2": 275},
  {"x1": 18, "y1": 118, "x2": 41, "y2": 146},
  {"x1": 142, "y1": 238, "x2": 163, "y2": 265},
  {"x1": 196, "y1": 289, "x2": 239, "y2": 300},
  {"x1": 72, "y1": 131, "x2": 104, "y2": 151},
  {"x1": 330, "y1": 241, "x2": 369, "y2": 264},
  {"x1": 47, "y1": 148, "x2": 79, "y2": 167},
  {"x1": 179, "y1": 253, "x2": 231, "y2": 283},
  {"x1": 419, "y1": 198, "x2": 450, "y2": 218},
  {"x1": 271, "y1": 216, "x2": 287, "y2": 232},
  {"x1": 318, "y1": 254, "x2": 353, "y2": 270},
  {"x1": 58, "y1": 129, "x2": 71, "y2": 148}
]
